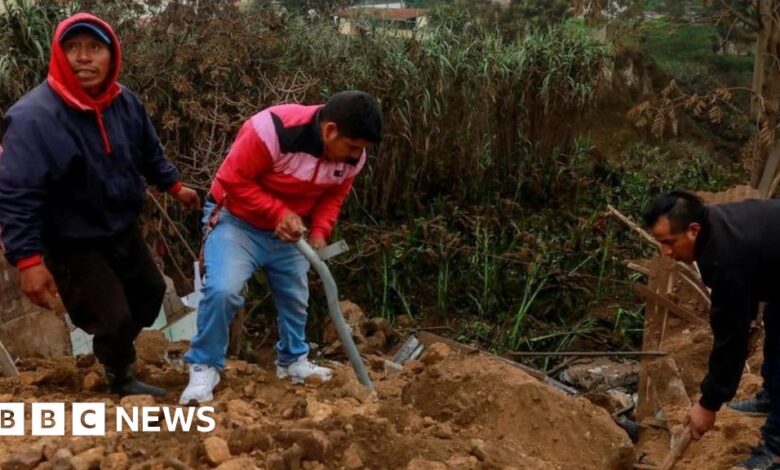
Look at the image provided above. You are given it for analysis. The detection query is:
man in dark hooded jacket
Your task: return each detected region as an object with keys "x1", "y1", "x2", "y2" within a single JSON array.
[
  {"x1": 645, "y1": 191, "x2": 780, "y2": 469},
  {"x1": 0, "y1": 13, "x2": 200, "y2": 396}
]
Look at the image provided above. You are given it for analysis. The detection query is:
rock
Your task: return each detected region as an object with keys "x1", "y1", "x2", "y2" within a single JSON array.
[
  {"x1": 226, "y1": 399, "x2": 259, "y2": 424},
  {"x1": 421, "y1": 343, "x2": 451, "y2": 366},
  {"x1": 2, "y1": 448, "x2": 43, "y2": 470},
  {"x1": 42, "y1": 440, "x2": 70, "y2": 461},
  {"x1": 305, "y1": 398, "x2": 333, "y2": 423},
  {"x1": 366, "y1": 317, "x2": 394, "y2": 338},
  {"x1": 75, "y1": 447, "x2": 104, "y2": 470},
  {"x1": 365, "y1": 330, "x2": 387, "y2": 351},
  {"x1": 69, "y1": 457, "x2": 89, "y2": 470},
  {"x1": 606, "y1": 389, "x2": 633, "y2": 410},
  {"x1": 202, "y1": 436, "x2": 231, "y2": 466},
  {"x1": 68, "y1": 439, "x2": 97, "y2": 456},
  {"x1": 282, "y1": 444, "x2": 303, "y2": 470},
  {"x1": 82, "y1": 372, "x2": 104, "y2": 392},
  {"x1": 406, "y1": 459, "x2": 447, "y2": 470},
  {"x1": 265, "y1": 453, "x2": 285, "y2": 470},
  {"x1": 322, "y1": 301, "x2": 367, "y2": 347},
  {"x1": 560, "y1": 359, "x2": 639, "y2": 391},
  {"x1": 342, "y1": 444, "x2": 363, "y2": 469},
  {"x1": 51, "y1": 449, "x2": 74, "y2": 470},
  {"x1": 301, "y1": 463, "x2": 325, "y2": 470},
  {"x1": 228, "y1": 425, "x2": 272, "y2": 454},
  {"x1": 445, "y1": 455, "x2": 478, "y2": 470},
  {"x1": 384, "y1": 360, "x2": 404, "y2": 375},
  {"x1": 118, "y1": 395, "x2": 155, "y2": 408},
  {"x1": 433, "y1": 423, "x2": 454, "y2": 439},
  {"x1": 134, "y1": 330, "x2": 167, "y2": 366},
  {"x1": 404, "y1": 360, "x2": 425, "y2": 374},
  {"x1": 335, "y1": 377, "x2": 371, "y2": 404},
  {"x1": 291, "y1": 398, "x2": 307, "y2": 419},
  {"x1": 99, "y1": 453, "x2": 128, "y2": 470},
  {"x1": 469, "y1": 439, "x2": 487, "y2": 461},
  {"x1": 76, "y1": 355, "x2": 96, "y2": 368},
  {"x1": 273, "y1": 429, "x2": 330, "y2": 462},
  {"x1": 214, "y1": 458, "x2": 257, "y2": 470}
]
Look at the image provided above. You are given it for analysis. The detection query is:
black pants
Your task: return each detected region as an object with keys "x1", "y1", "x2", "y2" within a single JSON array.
[
  {"x1": 761, "y1": 303, "x2": 780, "y2": 453},
  {"x1": 45, "y1": 224, "x2": 166, "y2": 368}
]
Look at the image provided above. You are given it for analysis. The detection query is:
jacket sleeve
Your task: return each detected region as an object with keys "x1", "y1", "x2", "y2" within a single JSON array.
[
  {"x1": 215, "y1": 120, "x2": 290, "y2": 225},
  {"x1": 0, "y1": 108, "x2": 74, "y2": 265},
  {"x1": 135, "y1": 98, "x2": 180, "y2": 192},
  {"x1": 309, "y1": 177, "x2": 353, "y2": 240},
  {"x1": 699, "y1": 270, "x2": 755, "y2": 411}
]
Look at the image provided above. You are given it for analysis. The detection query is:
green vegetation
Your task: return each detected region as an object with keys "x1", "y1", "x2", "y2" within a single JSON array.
[
  {"x1": 642, "y1": 20, "x2": 753, "y2": 88},
  {"x1": 0, "y1": 1, "x2": 747, "y2": 362}
]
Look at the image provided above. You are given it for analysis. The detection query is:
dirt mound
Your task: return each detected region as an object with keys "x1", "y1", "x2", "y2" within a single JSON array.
[
  {"x1": 402, "y1": 351, "x2": 635, "y2": 469},
  {"x1": 0, "y1": 340, "x2": 635, "y2": 470}
]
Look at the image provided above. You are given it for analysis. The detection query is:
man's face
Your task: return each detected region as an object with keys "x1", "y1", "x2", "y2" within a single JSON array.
[
  {"x1": 62, "y1": 32, "x2": 111, "y2": 96},
  {"x1": 650, "y1": 215, "x2": 700, "y2": 264},
  {"x1": 321, "y1": 122, "x2": 371, "y2": 161}
]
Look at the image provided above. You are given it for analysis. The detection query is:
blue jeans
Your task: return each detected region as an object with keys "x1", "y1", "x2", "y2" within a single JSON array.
[{"x1": 185, "y1": 202, "x2": 311, "y2": 369}]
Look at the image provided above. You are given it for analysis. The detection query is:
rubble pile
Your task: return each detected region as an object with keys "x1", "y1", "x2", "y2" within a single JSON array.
[{"x1": 0, "y1": 320, "x2": 634, "y2": 469}]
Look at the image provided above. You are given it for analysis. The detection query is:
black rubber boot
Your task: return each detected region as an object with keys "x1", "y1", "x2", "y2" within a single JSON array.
[{"x1": 105, "y1": 364, "x2": 166, "y2": 397}]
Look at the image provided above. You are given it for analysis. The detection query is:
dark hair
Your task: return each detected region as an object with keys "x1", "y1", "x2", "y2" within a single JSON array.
[
  {"x1": 320, "y1": 91, "x2": 382, "y2": 143},
  {"x1": 643, "y1": 190, "x2": 706, "y2": 232}
]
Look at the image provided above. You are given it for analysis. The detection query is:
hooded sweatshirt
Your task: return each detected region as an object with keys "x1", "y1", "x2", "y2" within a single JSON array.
[{"x1": 0, "y1": 13, "x2": 181, "y2": 268}]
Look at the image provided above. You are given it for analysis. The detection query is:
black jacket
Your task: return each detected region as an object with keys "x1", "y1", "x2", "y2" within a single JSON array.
[
  {"x1": 696, "y1": 199, "x2": 780, "y2": 410},
  {"x1": 0, "y1": 83, "x2": 179, "y2": 266}
]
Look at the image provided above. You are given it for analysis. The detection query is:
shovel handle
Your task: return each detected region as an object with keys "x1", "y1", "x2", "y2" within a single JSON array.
[{"x1": 659, "y1": 427, "x2": 692, "y2": 470}]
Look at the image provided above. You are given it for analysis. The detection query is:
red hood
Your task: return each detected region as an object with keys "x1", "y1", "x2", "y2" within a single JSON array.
[
  {"x1": 48, "y1": 13, "x2": 123, "y2": 113},
  {"x1": 47, "y1": 14, "x2": 123, "y2": 154}
]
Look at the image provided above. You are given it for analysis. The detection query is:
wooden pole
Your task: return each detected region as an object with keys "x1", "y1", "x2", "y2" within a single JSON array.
[{"x1": 507, "y1": 350, "x2": 667, "y2": 358}]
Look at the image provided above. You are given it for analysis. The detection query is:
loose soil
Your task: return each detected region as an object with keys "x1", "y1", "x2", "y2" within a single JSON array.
[{"x1": 0, "y1": 328, "x2": 634, "y2": 470}]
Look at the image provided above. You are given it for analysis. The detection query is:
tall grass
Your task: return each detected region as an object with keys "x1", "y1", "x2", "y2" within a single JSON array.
[{"x1": 0, "y1": 1, "x2": 744, "y2": 354}]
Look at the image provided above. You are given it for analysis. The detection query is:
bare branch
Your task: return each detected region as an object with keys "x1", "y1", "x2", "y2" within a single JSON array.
[{"x1": 719, "y1": 0, "x2": 761, "y2": 30}]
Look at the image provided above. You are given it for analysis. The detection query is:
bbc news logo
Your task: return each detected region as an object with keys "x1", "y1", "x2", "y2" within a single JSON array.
[{"x1": 0, "y1": 403, "x2": 216, "y2": 436}]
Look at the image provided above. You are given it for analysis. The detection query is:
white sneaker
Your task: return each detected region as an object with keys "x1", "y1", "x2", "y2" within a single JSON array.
[
  {"x1": 277, "y1": 356, "x2": 333, "y2": 384},
  {"x1": 179, "y1": 364, "x2": 220, "y2": 405}
]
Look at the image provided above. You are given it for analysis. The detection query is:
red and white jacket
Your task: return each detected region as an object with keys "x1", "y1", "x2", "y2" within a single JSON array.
[{"x1": 210, "y1": 104, "x2": 365, "y2": 240}]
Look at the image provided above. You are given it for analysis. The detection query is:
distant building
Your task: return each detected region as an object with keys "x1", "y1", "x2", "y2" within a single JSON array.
[
  {"x1": 353, "y1": 1, "x2": 406, "y2": 8},
  {"x1": 335, "y1": 7, "x2": 428, "y2": 37}
]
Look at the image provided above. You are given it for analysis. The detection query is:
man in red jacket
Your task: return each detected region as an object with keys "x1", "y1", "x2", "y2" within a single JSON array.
[
  {"x1": 180, "y1": 92, "x2": 382, "y2": 404},
  {"x1": 0, "y1": 14, "x2": 199, "y2": 396}
]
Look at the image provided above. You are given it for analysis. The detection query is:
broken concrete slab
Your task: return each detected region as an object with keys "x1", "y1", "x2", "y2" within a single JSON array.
[
  {"x1": 560, "y1": 358, "x2": 640, "y2": 391},
  {"x1": 0, "y1": 311, "x2": 72, "y2": 358}
]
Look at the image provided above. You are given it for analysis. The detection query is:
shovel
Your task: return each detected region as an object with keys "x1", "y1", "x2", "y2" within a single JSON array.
[{"x1": 295, "y1": 239, "x2": 374, "y2": 393}]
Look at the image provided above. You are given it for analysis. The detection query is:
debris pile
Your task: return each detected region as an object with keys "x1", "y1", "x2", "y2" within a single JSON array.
[{"x1": 0, "y1": 307, "x2": 634, "y2": 469}]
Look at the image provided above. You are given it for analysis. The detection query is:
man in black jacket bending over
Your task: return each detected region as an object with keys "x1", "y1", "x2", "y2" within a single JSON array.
[{"x1": 645, "y1": 191, "x2": 780, "y2": 469}]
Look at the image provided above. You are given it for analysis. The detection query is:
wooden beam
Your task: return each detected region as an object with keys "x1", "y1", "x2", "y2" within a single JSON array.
[
  {"x1": 507, "y1": 350, "x2": 667, "y2": 358},
  {"x1": 625, "y1": 261, "x2": 651, "y2": 276},
  {"x1": 607, "y1": 205, "x2": 661, "y2": 249},
  {"x1": 633, "y1": 284, "x2": 707, "y2": 326}
]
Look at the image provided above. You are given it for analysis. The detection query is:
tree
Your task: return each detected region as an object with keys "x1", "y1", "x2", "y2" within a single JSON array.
[{"x1": 631, "y1": 1, "x2": 780, "y2": 196}]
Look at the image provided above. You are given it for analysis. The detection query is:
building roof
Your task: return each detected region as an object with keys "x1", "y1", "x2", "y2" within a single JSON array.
[{"x1": 336, "y1": 8, "x2": 429, "y2": 21}]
